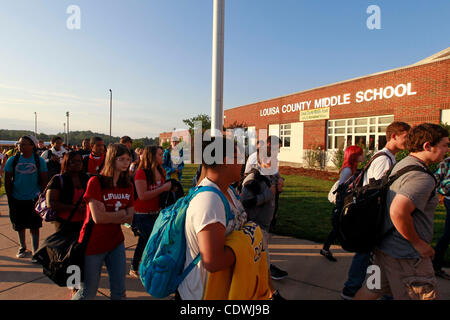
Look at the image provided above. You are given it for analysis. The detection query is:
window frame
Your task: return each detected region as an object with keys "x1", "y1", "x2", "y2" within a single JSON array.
[
  {"x1": 280, "y1": 123, "x2": 292, "y2": 148},
  {"x1": 326, "y1": 115, "x2": 394, "y2": 151}
]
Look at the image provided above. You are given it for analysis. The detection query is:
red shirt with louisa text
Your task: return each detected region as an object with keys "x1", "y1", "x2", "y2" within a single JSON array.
[{"x1": 78, "y1": 176, "x2": 134, "y2": 255}]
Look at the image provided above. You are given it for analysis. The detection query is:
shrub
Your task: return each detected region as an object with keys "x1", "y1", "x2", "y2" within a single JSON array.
[
  {"x1": 304, "y1": 145, "x2": 327, "y2": 169},
  {"x1": 161, "y1": 141, "x2": 170, "y2": 150},
  {"x1": 359, "y1": 146, "x2": 375, "y2": 169},
  {"x1": 331, "y1": 147, "x2": 344, "y2": 170}
]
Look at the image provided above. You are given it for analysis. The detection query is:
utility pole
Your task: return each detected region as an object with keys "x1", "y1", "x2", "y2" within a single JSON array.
[
  {"x1": 34, "y1": 112, "x2": 37, "y2": 136},
  {"x1": 210, "y1": 0, "x2": 225, "y2": 137},
  {"x1": 109, "y1": 89, "x2": 112, "y2": 143},
  {"x1": 66, "y1": 111, "x2": 70, "y2": 145}
]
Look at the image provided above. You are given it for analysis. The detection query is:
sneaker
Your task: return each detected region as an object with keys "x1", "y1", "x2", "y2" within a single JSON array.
[
  {"x1": 270, "y1": 264, "x2": 288, "y2": 280},
  {"x1": 340, "y1": 287, "x2": 355, "y2": 300},
  {"x1": 31, "y1": 257, "x2": 39, "y2": 264},
  {"x1": 271, "y1": 290, "x2": 286, "y2": 301},
  {"x1": 340, "y1": 291, "x2": 354, "y2": 300},
  {"x1": 320, "y1": 249, "x2": 337, "y2": 262},
  {"x1": 16, "y1": 248, "x2": 27, "y2": 259},
  {"x1": 129, "y1": 269, "x2": 139, "y2": 279},
  {"x1": 435, "y1": 269, "x2": 450, "y2": 280}
]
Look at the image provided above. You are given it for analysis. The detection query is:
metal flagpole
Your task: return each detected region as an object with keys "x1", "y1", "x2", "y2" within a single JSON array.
[{"x1": 210, "y1": 0, "x2": 225, "y2": 137}]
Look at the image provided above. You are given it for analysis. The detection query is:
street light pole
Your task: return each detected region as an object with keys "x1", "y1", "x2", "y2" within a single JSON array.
[
  {"x1": 66, "y1": 111, "x2": 70, "y2": 145},
  {"x1": 63, "y1": 123, "x2": 66, "y2": 141},
  {"x1": 211, "y1": 0, "x2": 225, "y2": 137},
  {"x1": 109, "y1": 89, "x2": 112, "y2": 143},
  {"x1": 34, "y1": 112, "x2": 37, "y2": 136}
]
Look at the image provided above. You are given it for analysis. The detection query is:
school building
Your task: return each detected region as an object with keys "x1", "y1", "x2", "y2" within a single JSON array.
[{"x1": 223, "y1": 47, "x2": 450, "y2": 167}]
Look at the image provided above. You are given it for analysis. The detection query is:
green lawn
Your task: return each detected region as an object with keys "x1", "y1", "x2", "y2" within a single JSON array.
[{"x1": 181, "y1": 164, "x2": 450, "y2": 267}]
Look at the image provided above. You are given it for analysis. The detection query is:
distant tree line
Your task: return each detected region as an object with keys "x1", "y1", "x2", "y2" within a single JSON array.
[{"x1": 0, "y1": 129, "x2": 158, "y2": 149}]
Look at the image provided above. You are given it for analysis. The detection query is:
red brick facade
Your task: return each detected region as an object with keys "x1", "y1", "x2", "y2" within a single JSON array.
[
  {"x1": 159, "y1": 132, "x2": 172, "y2": 146},
  {"x1": 224, "y1": 56, "x2": 450, "y2": 150}
]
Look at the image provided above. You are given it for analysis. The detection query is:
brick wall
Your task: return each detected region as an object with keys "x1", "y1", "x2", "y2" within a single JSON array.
[
  {"x1": 159, "y1": 132, "x2": 172, "y2": 146},
  {"x1": 224, "y1": 59, "x2": 450, "y2": 150}
]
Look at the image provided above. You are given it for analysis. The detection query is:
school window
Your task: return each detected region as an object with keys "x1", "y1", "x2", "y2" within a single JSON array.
[
  {"x1": 280, "y1": 124, "x2": 291, "y2": 148},
  {"x1": 327, "y1": 115, "x2": 394, "y2": 150}
]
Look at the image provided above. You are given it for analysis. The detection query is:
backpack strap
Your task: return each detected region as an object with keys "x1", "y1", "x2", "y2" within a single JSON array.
[
  {"x1": 63, "y1": 189, "x2": 85, "y2": 225},
  {"x1": 11, "y1": 153, "x2": 42, "y2": 188},
  {"x1": 352, "y1": 151, "x2": 392, "y2": 187},
  {"x1": 388, "y1": 164, "x2": 437, "y2": 187},
  {"x1": 11, "y1": 154, "x2": 20, "y2": 183},
  {"x1": 178, "y1": 185, "x2": 235, "y2": 283},
  {"x1": 34, "y1": 152, "x2": 42, "y2": 189},
  {"x1": 377, "y1": 164, "x2": 438, "y2": 244},
  {"x1": 189, "y1": 185, "x2": 235, "y2": 223},
  {"x1": 388, "y1": 164, "x2": 437, "y2": 200}
]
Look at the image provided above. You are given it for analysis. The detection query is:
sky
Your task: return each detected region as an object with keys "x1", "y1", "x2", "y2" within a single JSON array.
[{"x1": 0, "y1": 0, "x2": 449, "y2": 139}]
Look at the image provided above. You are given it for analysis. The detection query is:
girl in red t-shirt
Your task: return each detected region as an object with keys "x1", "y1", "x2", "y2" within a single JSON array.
[
  {"x1": 73, "y1": 144, "x2": 134, "y2": 300},
  {"x1": 129, "y1": 146, "x2": 172, "y2": 277}
]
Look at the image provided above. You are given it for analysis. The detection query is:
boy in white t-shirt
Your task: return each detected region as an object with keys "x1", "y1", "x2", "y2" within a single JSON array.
[{"x1": 178, "y1": 136, "x2": 247, "y2": 300}]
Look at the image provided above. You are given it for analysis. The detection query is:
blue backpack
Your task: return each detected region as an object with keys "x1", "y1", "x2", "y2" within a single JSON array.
[{"x1": 139, "y1": 185, "x2": 235, "y2": 299}]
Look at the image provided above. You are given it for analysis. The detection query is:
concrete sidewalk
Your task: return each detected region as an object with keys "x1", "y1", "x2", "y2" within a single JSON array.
[{"x1": 1, "y1": 194, "x2": 449, "y2": 300}]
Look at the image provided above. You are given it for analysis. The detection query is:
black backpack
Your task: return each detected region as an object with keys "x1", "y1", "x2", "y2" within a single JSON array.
[
  {"x1": 159, "y1": 179, "x2": 184, "y2": 210},
  {"x1": 332, "y1": 156, "x2": 436, "y2": 254}
]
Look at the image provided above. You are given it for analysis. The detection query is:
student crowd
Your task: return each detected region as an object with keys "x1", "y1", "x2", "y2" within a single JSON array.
[
  {"x1": 0, "y1": 121, "x2": 449, "y2": 301},
  {"x1": 321, "y1": 122, "x2": 450, "y2": 300}
]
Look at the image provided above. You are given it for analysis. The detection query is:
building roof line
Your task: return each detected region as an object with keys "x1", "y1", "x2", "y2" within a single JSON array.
[{"x1": 225, "y1": 47, "x2": 450, "y2": 111}]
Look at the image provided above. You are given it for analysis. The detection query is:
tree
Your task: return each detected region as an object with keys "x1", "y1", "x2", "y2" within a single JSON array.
[
  {"x1": 224, "y1": 120, "x2": 248, "y2": 130},
  {"x1": 182, "y1": 114, "x2": 211, "y2": 131}
]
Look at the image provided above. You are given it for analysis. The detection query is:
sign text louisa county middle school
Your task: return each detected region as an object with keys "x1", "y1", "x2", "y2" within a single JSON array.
[{"x1": 259, "y1": 83, "x2": 416, "y2": 117}]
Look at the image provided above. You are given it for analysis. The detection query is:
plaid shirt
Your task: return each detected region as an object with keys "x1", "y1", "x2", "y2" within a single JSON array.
[{"x1": 435, "y1": 157, "x2": 450, "y2": 196}]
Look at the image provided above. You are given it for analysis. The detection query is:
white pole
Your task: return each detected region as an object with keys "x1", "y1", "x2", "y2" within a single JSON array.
[
  {"x1": 210, "y1": 0, "x2": 225, "y2": 137},
  {"x1": 34, "y1": 112, "x2": 37, "y2": 136},
  {"x1": 66, "y1": 111, "x2": 70, "y2": 145}
]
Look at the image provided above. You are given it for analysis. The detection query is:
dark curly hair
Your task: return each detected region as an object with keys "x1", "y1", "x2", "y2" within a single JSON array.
[{"x1": 406, "y1": 123, "x2": 449, "y2": 152}]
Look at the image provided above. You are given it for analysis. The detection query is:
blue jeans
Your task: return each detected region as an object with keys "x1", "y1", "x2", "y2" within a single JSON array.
[
  {"x1": 131, "y1": 213, "x2": 158, "y2": 271},
  {"x1": 72, "y1": 242, "x2": 126, "y2": 300},
  {"x1": 433, "y1": 198, "x2": 450, "y2": 270},
  {"x1": 343, "y1": 252, "x2": 371, "y2": 296}
]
